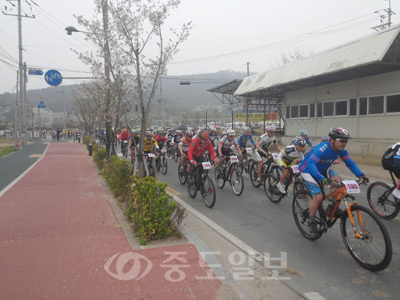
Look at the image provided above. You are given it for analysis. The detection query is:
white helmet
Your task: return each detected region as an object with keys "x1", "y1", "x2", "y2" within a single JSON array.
[
  {"x1": 267, "y1": 125, "x2": 276, "y2": 132},
  {"x1": 227, "y1": 129, "x2": 236, "y2": 136},
  {"x1": 244, "y1": 126, "x2": 251, "y2": 132}
]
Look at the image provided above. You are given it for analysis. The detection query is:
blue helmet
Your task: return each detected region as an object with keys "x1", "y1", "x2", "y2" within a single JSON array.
[
  {"x1": 293, "y1": 137, "x2": 306, "y2": 147},
  {"x1": 300, "y1": 129, "x2": 308, "y2": 136}
]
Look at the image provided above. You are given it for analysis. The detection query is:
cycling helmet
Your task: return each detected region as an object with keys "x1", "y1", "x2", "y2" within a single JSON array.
[
  {"x1": 244, "y1": 126, "x2": 251, "y2": 133},
  {"x1": 176, "y1": 130, "x2": 182, "y2": 134},
  {"x1": 293, "y1": 137, "x2": 306, "y2": 147},
  {"x1": 186, "y1": 130, "x2": 193, "y2": 137},
  {"x1": 328, "y1": 127, "x2": 351, "y2": 139},
  {"x1": 300, "y1": 129, "x2": 308, "y2": 135},
  {"x1": 227, "y1": 129, "x2": 236, "y2": 136},
  {"x1": 222, "y1": 130, "x2": 227, "y2": 136},
  {"x1": 199, "y1": 130, "x2": 209, "y2": 140},
  {"x1": 210, "y1": 128, "x2": 217, "y2": 133},
  {"x1": 159, "y1": 130, "x2": 165, "y2": 136},
  {"x1": 321, "y1": 136, "x2": 329, "y2": 142}
]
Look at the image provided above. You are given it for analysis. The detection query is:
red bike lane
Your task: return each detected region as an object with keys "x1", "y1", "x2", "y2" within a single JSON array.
[{"x1": 0, "y1": 143, "x2": 220, "y2": 300}]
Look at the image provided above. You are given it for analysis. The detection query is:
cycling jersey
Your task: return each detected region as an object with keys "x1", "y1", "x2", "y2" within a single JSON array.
[
  {"x1": 219, "y1": 136, "x2": 238, "y2": 150},
  {"x1": 237, "y1": 133, "x2": 256, "y2": 148},
  {"x1": 188, "y1": 137, "x2": 216, "y2": 161},
  {"x1": 382, "y1": 142, "x2": 400, "y2": 179},
  {"x1": 277, "y1": 145, "x2": 304, "y2": 168},
  {"x1": 299, "y1": 141, "x2": 363, "y2": 181},
  {"x1": 119, "y1": 130, "x2": 129, "y2": 140},
  {"x1": 143, "y1": 136, "x2": 158, "y2": 152},
  {"x1": 155, "y1": 135, "x2": 168, "y2": 148},
  {"x1": 209, "y1": 134, "x2": 219, "y2": 147},
  {"x1": 179, "y1": 137, "x2": 193, "y2": 152},
  {"x1": 258, "y1": 134, "x2": 277, "y2": 152},
  {"x1": 173, "y1": 134, "x2": 182, "y2": 143}
]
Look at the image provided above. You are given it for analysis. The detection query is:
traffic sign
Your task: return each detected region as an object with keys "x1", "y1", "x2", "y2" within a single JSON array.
[
  {"x1": 44, "y1": 69, "x2": 63, "y2": 87},
  {"x1": 38, "y1": 101, "x2": 46, "y2": 109},
  {"x1": 28, "y1": 69, "x2": 43, "y2": 76}
]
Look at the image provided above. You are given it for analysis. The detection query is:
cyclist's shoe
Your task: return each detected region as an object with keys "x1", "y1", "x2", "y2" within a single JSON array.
[
  {"x1": 392, "y1": 188, "x2": 400, "y2": 199},
  {"x1": 255, "y1": 177, "x2": 261, "y2": 183},
  {"x1": 277, "y1": 182, "x2": 286, "y2": 194},
  {"x1": 308, "y1": 220, "x2": 318, "y2": 237}
]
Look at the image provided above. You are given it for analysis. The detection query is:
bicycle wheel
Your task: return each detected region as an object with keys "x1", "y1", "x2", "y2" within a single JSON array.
[
  {"x1": 161, "y1": 157, "x2": 168, "y2": 175},
  {"x1": 249, "y1": 162, "x2": 261, "y2": 188},
  {"x1": 202, "y1": 175, "x2": 216, "y2": 208},
  {"x1": 268, "y1": 165, "x2": 281, "y2": 179},
  {"x1": 155, "y1": 159, "x2": 161, "y2": 172},
  {"x1": 247, "y1": 159, "x2": 256, "y2": 174},
  {"x1": 292, "y1": 190, "x2": 323, "y2": 240},
  {"x1": 340, "y1": 204, "x2": 392, "y2": 271},
  {"x1": 178, "y1": 165, "x2": 187, "y2": 185},
  {"x1": 215, "y1": 166, "x2": 225, "y2": 189},
  {"x1": 367, "y1": 182, "x2": 399, "y2": 220},
  {"x1": 187, "y1": 180, "x2": 197, "y2": 198},
  {"x1": 264, "y1": 174, "x2": 284, "y2": 204},
  {"x1": 148, "y1": 162, "x2": 156, "y2": 177},
  {"x1": 293, "y1": 179, "x2": 308, "y2": 196},
  {"x1": 230, "y1": 169, "x2": 244, "y2": 196}
]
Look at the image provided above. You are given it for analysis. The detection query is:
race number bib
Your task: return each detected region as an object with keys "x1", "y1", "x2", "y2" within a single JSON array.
[
  {"x1": 342, "y1": 180, "x2": 360, "y2": 194},
  {"x1": 230, "y1": 145, "x2": 235, "y2": 149},
  {"x1": 161, "y1": 148, "x2": 167, "y2": 153},
  {"x1": 246, "y1": 148, "x2": 253, "y2": 153},
  {"x1": 147, "y1": 153, "x2": 155, "y2": 158},
  {"x1": 123, "y1": 140, "x2": 128, "y2": 144},
  {"x1": 272, "y1": 153, "x2": 278, "y2": 161},
  {"x1": 170, "y1": 142, "x2": 175, "y2": 145},
  {"x1": 230, "y1": 156, "x2": 238, "y2": 163},
  {"x1": 290, "y1": 164, "x2": 300, "y2": 174},
  {"x1": 202, "y1": 162, "x2": 212, "y2": 169}
]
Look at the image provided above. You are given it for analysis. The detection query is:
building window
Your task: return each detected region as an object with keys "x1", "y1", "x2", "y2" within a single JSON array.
[
  {"x1": 369, "y1": 96, "x2": 384, "y2": 114},
  {"x1": 335, "y1": 100, "x2": 347, "y2": 116},
  {"x1": 323, "y1": 101, "x2": 334, "y2": 116},
  {"x1": 349, "y1": 98, "x2": 357, "y2": 116},
  {"x1": 387, "y1": 94, "x2": 400, "y2": 113},
  {"x1": 291, "y1": 106, "x2": 299, "y2": 118},
  {"x1": 286, "y1": 106, "x2": 290, "y2": 119},
  {"x1": 310, "y1": 103, "x2": 315, "y2": 117},
  {"x1": 317, "y1": 103, "x2": 322, "y2": 117},
  {"x1": 359, "y1": 97, "x2": 367, "y2": 115},
  {"x1": 299, "y1": 104, "x2": 308, "y2": 118}
]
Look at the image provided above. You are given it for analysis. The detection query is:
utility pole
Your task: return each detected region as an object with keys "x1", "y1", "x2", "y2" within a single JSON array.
[
  {"x1": 372, "y1": 0, "x2": 396, "y2": 31},
  {"x1": 246, "y1": 62, "x2": 250, "y2": 76},
  {"x1": 3, "y1": 0, "x2": 35, "y2": 147}
]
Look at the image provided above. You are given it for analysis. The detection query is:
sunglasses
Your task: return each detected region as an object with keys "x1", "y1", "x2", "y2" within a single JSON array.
[{"x1": 336, "y1": 139, "x2": 348, "y2": 144}]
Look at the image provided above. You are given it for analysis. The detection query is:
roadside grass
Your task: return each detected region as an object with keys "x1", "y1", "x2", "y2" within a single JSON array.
[{"x1": 0, "y1": 138, "x2": 17, "y2": 159}]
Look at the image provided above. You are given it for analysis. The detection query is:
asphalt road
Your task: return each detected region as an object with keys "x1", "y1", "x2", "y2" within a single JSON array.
[
  {"x1": 0, "y1": 141, "x2": 48, "y2": 192},
  {"x1": 152, "y1": 155, "x2": 400, "y2": 300}
]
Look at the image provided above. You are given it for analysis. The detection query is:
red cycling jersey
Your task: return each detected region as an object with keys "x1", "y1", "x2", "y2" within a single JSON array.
[{"x1": 188, "y1": 137, "x2": 217, "y2": 161}]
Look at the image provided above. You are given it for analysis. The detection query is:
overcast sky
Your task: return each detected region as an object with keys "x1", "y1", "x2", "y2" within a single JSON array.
[{"x1": 0, "y1": 0, "x2": 399, "y2": 95}]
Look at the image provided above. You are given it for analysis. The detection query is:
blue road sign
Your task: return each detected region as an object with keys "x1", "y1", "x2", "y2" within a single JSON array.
[
  {"x1": 28, "y1": 69, "x2": 43, "y2": 76},
  {"x1": 38, "y1": 101, "x2": 46, "y2": 109},
  {"x1": 44, "y1": 69, "x2": 63, "y2": 86}
]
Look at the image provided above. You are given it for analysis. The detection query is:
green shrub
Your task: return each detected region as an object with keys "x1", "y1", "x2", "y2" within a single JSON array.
[
  {"x1": 82, "y1": 136, "x2": 90, "y2": 147},
  {"x1": 126, "y1": 176, "x2": 177, "y2": 244},
  {"x1": 93, "y1": 147, "x2": 108, "y2": 170},
  {"x1": 102, "y1": 156, "x2": 131, "y2": 197}
]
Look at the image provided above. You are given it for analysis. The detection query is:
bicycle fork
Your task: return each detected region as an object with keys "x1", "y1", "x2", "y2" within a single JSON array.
[{"x1": 346, "y1": 201, "x2": 369, "y2": 240}]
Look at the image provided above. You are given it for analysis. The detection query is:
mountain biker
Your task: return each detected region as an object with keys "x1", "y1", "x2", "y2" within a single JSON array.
[
  {"x1": 276, "y1": 137, "x2": 306, "y2": 194},
  {"x1": 209, "y1": 129, "x2": 219, "y2": 154},
  {"x1": 382, "y1": 142, "x2": 400, "y2": 198},
  {"x1": 188, "y1": 130, "x2": 218, "y2": 181},
  {"x1": 179, "y1": 130, "x2": 194, "y2": 174},
  {"x1": 217, "y1": 129, "x2": 241, "y2": 168},
  {"x1": 292, "y1": 129, "x2": 313, "y2": 149},
  {"x1": 299, "y1": 127, "x2": 369, "y2": 236},
  {"x1": 143, "y1": 131, "x2": 159, "y2": 155},
  {"x1": 155, "y1": 130, "x2": 168, "y2": 163},
  {"x1": 255, "y1": 125, "x2": 282, "y2": 183},
  {"x1": 119, "y1": 128, "x2": 130, "y2": 154},
  {"x1": 237, "y1": 126, "x2": 256, "y2": 154}
]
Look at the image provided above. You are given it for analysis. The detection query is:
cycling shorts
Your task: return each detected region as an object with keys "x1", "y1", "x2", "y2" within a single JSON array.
[
  {"x1": 301, "y1": 169, "x2": 338, "y2": 196},
  {"x1": 255, "y1": 150, "x2": 269, "y2": 162},
  {"x1": 221, "y1": 148, "x2": 231, "y2": 157}
]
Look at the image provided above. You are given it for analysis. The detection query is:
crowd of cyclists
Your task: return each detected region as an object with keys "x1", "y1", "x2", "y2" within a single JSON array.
[{"x1": 111, "y1": 125, "x2": 400, "y2": 238}]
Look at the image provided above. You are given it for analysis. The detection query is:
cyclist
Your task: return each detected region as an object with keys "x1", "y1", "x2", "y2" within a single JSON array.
[
  {"x1": 299, "y1": 127, "x2": 369, "y2": 236},
  {"x1": 119, "y1": 128, "x2": 130, "y2": 155},
  {"x1": 237, "y1": 127, "x2": 256, "y2": 172},
  {"x1": 179, "y1": 130, "x2": 194, "y2": 174},
  {"x1": 188, "y1": 130, "x2": 218, "y2": 182},
  {"x1": 143, "y1": 131, "x2": 159, "y2": 155},
  {"x1": 209, "y1": 129, "x2": 219, "y2": 156},
  {"x1": 292, "y1": 129, "x2": 313, "y2": 149},
  {"x1": 129, "y1": 130, "x2": 140, "y2": 162},
  {"x1": 155, "y1": 130, "x2": 168, "y2": 164},
  {"x1": 276, "y1": 137, "x2": 306, "y2": 194},
  {"x1": 254, "y1": 125, "x2": 282, "y2": 183},
  {"x1": 217, "y1": 129, "x2": 241, "y2": 168},
  {"x1": 382, "y1": 142, "x2": 400, "y2": 198}
]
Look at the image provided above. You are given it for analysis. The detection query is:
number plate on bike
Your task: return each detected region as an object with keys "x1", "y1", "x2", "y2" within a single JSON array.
[
  {"x1": 272, "y1": 153, "x2": 278, "y2": 161},
  {"x1": 161, "y1": 148, "x2": 167, "y2": 153},
  {"x1": 147, "y1": 153, "x2": 155, "y2": 158},
  {"x1": 202, "y1": 162, "x2": 212, "y2": 169},
  {"x1": 124, "y1": 140, "x2": 128, "y2": 143},
  {"x1": 230, "y1": 156, "x2": 238, "y2": 163},
  {"x1": 246, "y1": 148, "x2": 253, "y2": 153},
  {"x1": 342, "y1": 180, "x2": 360, "y2": 194},
  {"x1": 290, "y1": 164, "x2": 300, "y2": 173}
]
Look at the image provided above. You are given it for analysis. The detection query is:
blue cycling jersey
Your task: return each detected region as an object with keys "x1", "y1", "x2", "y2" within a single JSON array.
[
  {"x1": 237, "y1": 133, "x2": 256, "y2": 148},
  {"x1": 299, "y1": 141, "x2": 363, "y2": 181}
]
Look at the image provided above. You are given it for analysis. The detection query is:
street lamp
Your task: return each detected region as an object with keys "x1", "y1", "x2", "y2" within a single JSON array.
[{"x1": 65, "y1": 26, "x2": 90, "y2": 35}]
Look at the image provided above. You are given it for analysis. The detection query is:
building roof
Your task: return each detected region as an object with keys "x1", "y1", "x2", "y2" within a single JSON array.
[
  {"x1": 234, "y1": 25, "x2": 400, "y2": 100},
  {"x1": 207, "y1": 79, "x2": 243, "y2": 104}
]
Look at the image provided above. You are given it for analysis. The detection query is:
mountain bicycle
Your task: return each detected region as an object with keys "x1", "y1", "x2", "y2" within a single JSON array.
[
  {"x1": 155, "y1": 147, "x2": 168, "y2": 175},
  {"x1": 215, "y1": 155, "x2": 244, "y2": 196},
  {"x1": 293, "y1": 179, "x2": 392, "y2": 271},
  {"x1": 121, "y1": 140, "x2": 129, "y2": 158},
  {"x1": 264, "y1": 164, "x2": 307, "y2": 204},
  {"x1": 249, "y1": 153, "x2": 280, "y2": 188},
  {"x1": 178, "y1": 155, "x2": 191, "y2": 185},
  {"x1": 367, "y1": 171, "x2": 400, "y2": 219},
  {"x1": 145, "y1": 152, "x2": 156, "y2": 177},
  {"x1": 187, "y1": 161, "x2": 216, "y2": 208},
  {"x1": 237, "y1": 147, "x2": 256, "y2": 174}
]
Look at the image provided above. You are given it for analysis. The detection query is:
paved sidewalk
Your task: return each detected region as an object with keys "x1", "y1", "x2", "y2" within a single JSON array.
[{"x1": 0, "y1": 143, "x2": 221, "y2": 299}]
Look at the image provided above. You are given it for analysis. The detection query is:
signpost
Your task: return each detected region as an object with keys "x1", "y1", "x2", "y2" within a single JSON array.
[
  {"x1": 38, "y1": 101, "x2": 46, "y2": 109},
  {"x1": 28, "y1": 69, "x2": 43, "y2": 76},
  {"x1": 44, "y1": 69, "x2": 63, "y2": 87}
]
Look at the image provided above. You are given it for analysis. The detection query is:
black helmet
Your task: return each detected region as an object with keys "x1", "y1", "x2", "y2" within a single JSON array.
[{"x1": 328, "y1": 127, "x2": 351, "y2": 139}]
